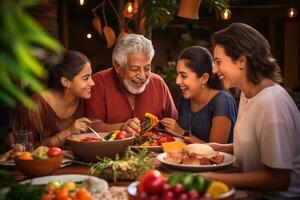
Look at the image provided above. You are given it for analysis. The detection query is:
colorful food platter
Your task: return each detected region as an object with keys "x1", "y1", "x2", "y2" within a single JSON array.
[
  {"x1": 131, "y1": 137, "x2": 184, "y2": 153},
  {"x1": 157, "y1": 152, "x2": 236, "y2": 171}
]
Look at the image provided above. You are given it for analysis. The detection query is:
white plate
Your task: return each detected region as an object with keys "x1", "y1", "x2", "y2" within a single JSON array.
[
  {"x1": 21, "y1": 174, "x2": 108, "y2": 193},
  {"x1": 0, "y1": 158, "x2": 73, "y2": 168},
  {"x1": 157, "y1": 152, "x2": 236, "y2": 171},
  {"x1": 0, "y1": 160, "x2": 14, "y2": 166}
]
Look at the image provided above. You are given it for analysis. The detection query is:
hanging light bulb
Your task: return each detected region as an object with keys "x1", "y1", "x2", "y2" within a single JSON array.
[
  {"x1": 87, "y1": 33, "x2": 92, "y2": 39},
  {"x1": 123, "y1": 1, "x2": 138, "y2": 19},
  {"x1": 78, "y1": 0, "x2": 85, "y2": 6},
  {"x1": 126, "y1": 2, "x2": 133, "y2": 14},
  {"x1": 220, "y1": 8, "x2": 232, "y2": 20},
  {"x1": 287, "y1": 7, "x2": 298, "y2": 18}
]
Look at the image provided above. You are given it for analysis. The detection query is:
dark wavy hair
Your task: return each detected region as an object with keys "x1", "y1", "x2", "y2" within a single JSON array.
[
  {"x1": 46, "y1": 51, "x2": 90, "y2": 92},
  {"x1": 178, "y1": 46, "x2": 221, "y2": 90},
  {"x1": 212, "y1": 23, "x2": 282, "y2": 84}
]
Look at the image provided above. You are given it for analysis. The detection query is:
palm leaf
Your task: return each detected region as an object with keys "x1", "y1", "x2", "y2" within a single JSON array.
[{"x1": 0, "y1": 0, "x2": 63, "y2": 108}]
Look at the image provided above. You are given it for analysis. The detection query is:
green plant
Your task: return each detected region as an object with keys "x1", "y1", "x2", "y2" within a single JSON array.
[
  {"x1": 141, "y1": 0, "x2": 179, "y2": 29},
  {"x1": 142, "y1": 0, "x2": 229, "y2": 28},
  {"x1": 0, "y1": 0, "x2": 63, "y2": 108},
  {"x1": 92, "y1": 0, "x2": 229, "y2": 45},
  {"x1": 202, "y1": 0, "x2": 230, "y2": 19}
]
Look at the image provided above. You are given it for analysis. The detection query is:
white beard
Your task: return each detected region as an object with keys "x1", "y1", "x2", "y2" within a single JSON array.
[{"x1": 124, "y1": 77, "x2": 150, "y2": 94}]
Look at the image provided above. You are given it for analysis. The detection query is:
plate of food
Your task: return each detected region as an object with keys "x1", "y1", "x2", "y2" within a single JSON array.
[
  {"x1": 128, "y1": 170, "x2": 235, "y2": 200},
  {"x1": 22, "y1": 174, "x2": 108, "y2": 191},
  {"x1": 132, "y1": 113, "x2": 183, "y2": 152},
  {"x1": 131, "y1": 132, "x2": 179, "y2": 152},
  {"x1": 157, "y1": 144, "x2": 236, "y2": 171},
  {"x1": 0, "y1": 144, "x2": 25, "y2": 166},
  {"x1": 19, "y1": 174, "x2": 108, "y2": 199}
]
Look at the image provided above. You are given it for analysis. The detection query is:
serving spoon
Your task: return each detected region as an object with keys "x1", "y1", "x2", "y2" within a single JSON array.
[{"x1": 87, "y1": 126, "x2": 104, "y2": 140}]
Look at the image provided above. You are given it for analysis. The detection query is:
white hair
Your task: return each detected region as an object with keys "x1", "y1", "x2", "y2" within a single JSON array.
[{"x1": 112, "y1": 34, "x2": 155, "y2": 68}]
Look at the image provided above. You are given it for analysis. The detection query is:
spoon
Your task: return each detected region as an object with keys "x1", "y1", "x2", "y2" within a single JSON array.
[{"x1": 87, "y1": 126, "x2": 103, "y2": 140}]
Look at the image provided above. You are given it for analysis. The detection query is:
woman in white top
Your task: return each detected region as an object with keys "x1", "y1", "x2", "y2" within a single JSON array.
[{"x1": 203, "y1": 23, "x2": 300, "y2": 200}]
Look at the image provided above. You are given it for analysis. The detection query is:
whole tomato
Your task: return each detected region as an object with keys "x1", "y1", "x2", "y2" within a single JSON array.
[
  {"x1": 115, "y1": 131, "x2": 129, "y2": 139},
  {"x1": 48, "y1": 147, "x2": 62, "y2": 157},
  {"x1": 138, "y1": 170, "x2": 166, "y2": 195}
]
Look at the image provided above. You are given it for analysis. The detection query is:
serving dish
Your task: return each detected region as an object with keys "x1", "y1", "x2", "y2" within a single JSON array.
[
  {"x1": 157, "y1": 152, "x2": 236, "y2": 171},
  {"x1": 67, "y1": 133, "x2": 135, "y2": 163}
]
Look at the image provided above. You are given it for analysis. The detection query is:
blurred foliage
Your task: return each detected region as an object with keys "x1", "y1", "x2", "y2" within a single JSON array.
[
  {"x1": 202, "y1": 0, "x2": 230, "y2": 19},
  {"x1": 141, "y1": 0, "x2": 179, "y2": 29},
  {"x1": 142, "y1": 0, "x2": 229, "y2": 30},
  {"x1": 0, "y1": 0, "x2": 63, "y2": 108}
]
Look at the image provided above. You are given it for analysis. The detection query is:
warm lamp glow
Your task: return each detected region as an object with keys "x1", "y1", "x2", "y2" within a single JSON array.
[
  {"x1": 87, "y1": 33, "x2": 92, "y2": 39},
  {"x1": 79, "y1": 0, "x2": 85, "y2": 6},
  {"x1": 220, "y1": 8, "x2": 231, "y2": 20},
  {"x1": 123, "y1": 1, "x2": 138, "y2": 18},
  {"x1": 287, "y1": 7, "x2": 298, "y2": 18},
  {"x1": 126, "y1": 2, "x2": 133, "y2": 14}
]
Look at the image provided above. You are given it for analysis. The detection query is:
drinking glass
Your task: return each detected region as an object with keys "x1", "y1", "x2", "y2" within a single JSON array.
[{"x1": 14, "y1": 130, "x2": 34, "y2": 152}]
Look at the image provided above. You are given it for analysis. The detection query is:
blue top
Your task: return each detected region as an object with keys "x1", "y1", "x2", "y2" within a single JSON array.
[{"x1": 177, "y1": 91, "x2": 237, "y2": 143}]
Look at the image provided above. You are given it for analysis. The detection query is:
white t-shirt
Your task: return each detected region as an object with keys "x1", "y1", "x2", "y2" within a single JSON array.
[{"x1": 234, "y1": 84, "x2": 300, "y2": 199}]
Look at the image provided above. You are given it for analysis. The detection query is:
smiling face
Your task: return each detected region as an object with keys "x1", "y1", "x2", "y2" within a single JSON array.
[
  {"x1": 68, "y1": 63, "x2": 94, "y2": 99},
  {"x1": 176, "y1": 59, "x2": 204, "y2": 99},
  {"x1": 213, "y1": 45, "x2": 245, "y2": 89},
  {"x1": 116, "y1": 53, "x2": 151, "y2": 94}
]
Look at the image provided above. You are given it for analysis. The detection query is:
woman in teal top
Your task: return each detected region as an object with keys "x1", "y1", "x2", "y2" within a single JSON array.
[{"x1": 161, "y1": 46, "x2": 236, "y2": 144}]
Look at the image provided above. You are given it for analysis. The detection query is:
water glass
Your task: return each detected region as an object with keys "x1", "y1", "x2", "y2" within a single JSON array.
[{"x1": 14, "y1": 130, "x2": 34, "y2": 152}]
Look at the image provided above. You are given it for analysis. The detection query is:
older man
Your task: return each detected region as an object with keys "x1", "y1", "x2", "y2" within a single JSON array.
[{"x1": 85, "y1": 34, "x2": 177, "y2": 135}]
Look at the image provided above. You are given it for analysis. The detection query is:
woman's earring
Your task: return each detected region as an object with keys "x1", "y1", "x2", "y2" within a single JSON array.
[{"x1": 201, "y1": 84, "x2": 204, "y2": 88}]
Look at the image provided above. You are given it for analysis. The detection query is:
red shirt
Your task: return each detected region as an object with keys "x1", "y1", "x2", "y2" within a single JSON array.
[{"x1": 85, "y1": 68, "x2": 177, "y2": 122}]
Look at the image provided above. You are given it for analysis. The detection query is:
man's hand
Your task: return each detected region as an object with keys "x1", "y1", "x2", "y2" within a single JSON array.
[{"x1": 120, "y1": 117, "x2": 140, "y2": 136}]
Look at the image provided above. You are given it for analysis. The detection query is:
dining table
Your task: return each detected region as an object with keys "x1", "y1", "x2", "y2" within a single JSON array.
[{"x1": 1, "y1": 157, "x2": 261, "y2": 200}]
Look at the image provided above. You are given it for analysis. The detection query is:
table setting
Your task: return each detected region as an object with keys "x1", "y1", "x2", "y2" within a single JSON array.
[{"x1": 0, "y1": 114, "x2": 260, "y2": 200}]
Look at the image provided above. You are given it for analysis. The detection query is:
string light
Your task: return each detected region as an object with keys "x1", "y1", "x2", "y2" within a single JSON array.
[
  {"x1": 220, "y1": 8, "x2": 232, "y2": 20},
  {"x1": 287, "y1": 7, "x2": 297, "y2": 18},
  {"x1": 87, "y1": 33, "x2": 92, "y2": 39}
]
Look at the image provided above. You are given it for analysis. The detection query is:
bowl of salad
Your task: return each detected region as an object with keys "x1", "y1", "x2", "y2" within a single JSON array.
[
  {"x1": 67, "y1": 131, "x2": 134, "y2": 163},
  {"x1": 128, "y1": 170, "x2": 235, "y2": 200}
]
